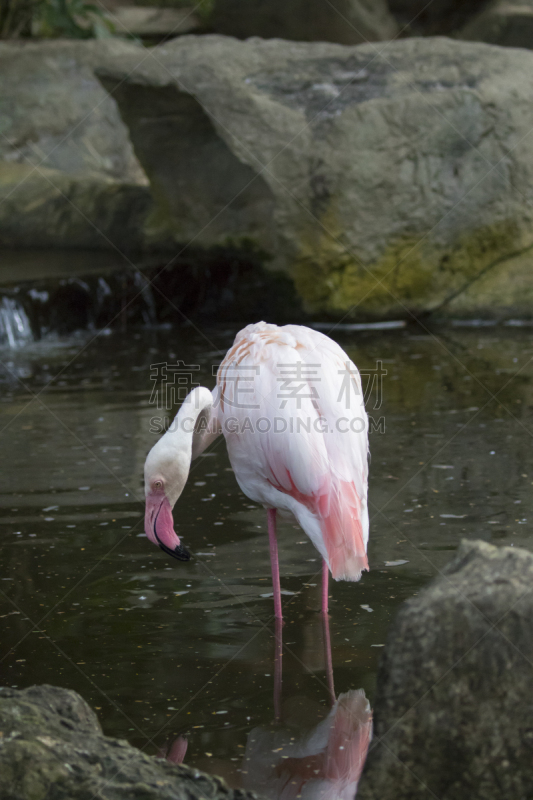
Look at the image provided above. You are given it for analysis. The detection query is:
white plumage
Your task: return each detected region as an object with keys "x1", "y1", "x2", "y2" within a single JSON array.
[{"x1": 216, "y1": 322, "x2": 369, "y2": 582}]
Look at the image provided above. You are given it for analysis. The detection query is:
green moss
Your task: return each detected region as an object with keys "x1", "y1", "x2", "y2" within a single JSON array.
[
  {"x1": 143, "y1": 192, "x2": 178, "y2": 244},
  {"x1": 293, "y1": 214, "x2": 526, "y2": 318}
]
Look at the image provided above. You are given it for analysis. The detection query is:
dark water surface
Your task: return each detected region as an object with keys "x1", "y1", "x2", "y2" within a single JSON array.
[{"x1": 1, "y1": 321, "x2": 533, "y2": 792}]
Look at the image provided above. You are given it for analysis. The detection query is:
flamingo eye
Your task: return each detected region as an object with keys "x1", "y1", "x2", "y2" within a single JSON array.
[{"x1": 153, "y1": 480, "x2": 163, "y2": 490}]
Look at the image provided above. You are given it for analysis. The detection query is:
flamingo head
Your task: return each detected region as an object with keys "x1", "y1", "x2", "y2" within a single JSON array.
[{"x1": 143, "y1": 437, "x2": 191, "y2": 562}]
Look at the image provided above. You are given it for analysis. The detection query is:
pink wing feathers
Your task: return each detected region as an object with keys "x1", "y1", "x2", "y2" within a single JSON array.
[{"x1": 217, "y1": 322, "x2": 369, "y2": 581}]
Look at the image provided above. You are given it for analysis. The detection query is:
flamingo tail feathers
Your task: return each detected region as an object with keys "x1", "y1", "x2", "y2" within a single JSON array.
[{"x1": 321, "y1": 481, "x2": 368, "y2": 583}]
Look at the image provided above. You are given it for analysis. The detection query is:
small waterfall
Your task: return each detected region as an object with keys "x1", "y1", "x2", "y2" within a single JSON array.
[
  {"x1": 0, "y1": 297, "x2": 34, "y2": 348},
  {"x1": 132, "y1": 271, "x2": 158, "y2": 326}
]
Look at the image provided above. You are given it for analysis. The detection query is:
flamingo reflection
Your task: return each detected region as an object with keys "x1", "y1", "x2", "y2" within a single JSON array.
[
  {"x1": 242, "y1": 616, "x2": 372, "y2": 799},
  {"x1": 157, "y1": 734, "x2": 188, "y2": 765},
  {"x1": 160, "y1": 615, "x2": 371, "y2": 798}
]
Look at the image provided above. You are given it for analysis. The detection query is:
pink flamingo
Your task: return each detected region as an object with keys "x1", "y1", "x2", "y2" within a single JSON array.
[{"x1": 143, "y1": 322, "x2": 369, "y2": 618}]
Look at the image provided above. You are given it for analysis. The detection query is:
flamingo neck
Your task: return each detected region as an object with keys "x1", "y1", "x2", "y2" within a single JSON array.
[
  {"x1": 144, "y1": 387, "x2": 218, "y2": 511},
  {"x1": 166, "y1": 386, "x2": 218, "y2": 465}
]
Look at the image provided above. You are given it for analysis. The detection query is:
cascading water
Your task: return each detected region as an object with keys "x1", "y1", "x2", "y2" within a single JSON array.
[
  {"x1": 0, "y1": 248, "x2": 293, "y2": 346},
  {"x1": 0, "y1": 297, "x2": 34, "y2": 348}
]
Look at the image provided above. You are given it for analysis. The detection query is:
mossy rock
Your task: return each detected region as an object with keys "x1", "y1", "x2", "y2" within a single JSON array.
[
  {"x1": 96, "y1": 36, "x2": 533, "y2": 317},
  {"x1": 0, "y1": 684, "x2": 264, "y2": 800},
  {"x1": 0, "y1": 162, "x2": 154, "y2": 250},
  {"x1": 0, "y1": 40, "x2": 162, "y2": 251},
  {"x1": 294, "y1": 218, "x2": 530, "y2": 318},
  {"x1": 358, "y1": 540, "x2": 533, "y2": 799}
]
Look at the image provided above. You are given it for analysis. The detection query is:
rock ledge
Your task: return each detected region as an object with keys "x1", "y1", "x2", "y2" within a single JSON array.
[
  {"x1": 0, "y1": 684, "x2": 263, "y2": 800},
  {"x1": 358, "y1": 539, "x2": 533, "y2": 800}
]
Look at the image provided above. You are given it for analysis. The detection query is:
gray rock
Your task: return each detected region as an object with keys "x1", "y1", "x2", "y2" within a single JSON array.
[
  {"x1": 0, "y1": 163, "x2": 153, "y2": 250},
  {"x1": 0, "y1": 40, "x2": 144, "y2": 183},
  {"x1": 209, "y1": 0, "x2": 398, "y2": 45},
  {"x1": 106, "y1": 6, "x2": 201, "y2": 38},
  {"x1": 0, "y1": 684, "x2": 264, "y2": 800},
  {"x1": 458, "y1": 0, "x2": 533, "y2": 49},
  {"x1": 97, "y1": 35, "x2": 533, "y2": 318},
  {"x1": 0, "y1": 40, "x2": 161, "y2": 250},
  {"x1": 357, "y1": 540, "x2": 533, "y2": 800}
]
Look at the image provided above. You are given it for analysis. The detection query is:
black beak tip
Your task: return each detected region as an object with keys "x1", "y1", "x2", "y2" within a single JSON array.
[
  {"x1": 175, "y1": 545, "x2": 191, "y2": 562},
  {"x1": 159, "y1": 543, "x2": 191, "y2": 562}
]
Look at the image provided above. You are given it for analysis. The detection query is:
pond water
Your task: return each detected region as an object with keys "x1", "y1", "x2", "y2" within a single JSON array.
[{"x1": 1, "y1": 320, "x2": 533, "y2": 795}]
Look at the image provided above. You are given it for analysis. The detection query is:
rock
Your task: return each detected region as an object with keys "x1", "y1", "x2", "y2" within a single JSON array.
[
  {"x1": 0, "y1": 162, "x2": 152, "y2": 250},
  {"x1": 209, "y1": 0, "x2": 398, "y2": 44},
  {"x1": 97, "y1": 35, "x2": 533, "y2": 318},
  {"x1": 388, "y1": 0, "x2": 488, "y2": 36},
  {"x1": 435, "y1": 246, "x2": 533, "y2": 318},
  {"x1": 0, "y1": 40, "x2": 144, "y2": 184},
  {"x1": 0, "y1": 684, "x2": 263, "y2": 800},
  {"x1": 458, "y1": 1, "x2": 533, "y2": 49},
  {"x1": 0, "y1": 40, "x2": 161, "y2": 250},
  {"x1": 107, "y1": 5, "x2": 201, "y2": 38},
  {"x1": 357, "y1": 540, "x2": 533, "y2": 800}
]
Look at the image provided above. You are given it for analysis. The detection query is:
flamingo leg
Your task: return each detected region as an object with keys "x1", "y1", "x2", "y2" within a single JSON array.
[
  {"x1": 322, "y1": 608, "x2": 336, "y2": 705},
  {"x1": 321, "y1": 558, "x2": 329, "y2": 616},
  {"x1": 273, "y1": 616, "x2": 283, "y2": 722},
  {"x1": 267, "y1": 508, "x2": 283, "y2": 620}
]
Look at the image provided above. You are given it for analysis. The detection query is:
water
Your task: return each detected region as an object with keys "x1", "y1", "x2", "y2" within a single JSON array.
[
  {"x1": 0, "y1": 297, "x2": 33, "y2": 348},
  {"x1": 1, "y1": 321, "x2": 533, "y2": 793}
]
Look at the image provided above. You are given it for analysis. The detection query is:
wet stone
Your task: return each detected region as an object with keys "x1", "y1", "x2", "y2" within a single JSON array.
[
  {"x1": 0, "y1": 685, "x2": 264, "y2": 800},
  {"x1": 358, "y1": 539, "x2": 533, "y2": 800}
]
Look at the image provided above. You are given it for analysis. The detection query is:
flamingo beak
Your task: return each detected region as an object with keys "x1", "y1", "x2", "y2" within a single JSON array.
[{"x1": 144, "y1": 492, "x2": 190, "y2": 562}]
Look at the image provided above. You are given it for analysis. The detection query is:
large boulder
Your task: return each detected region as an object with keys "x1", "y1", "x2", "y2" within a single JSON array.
[
  {"x1": 357, "y1": 540, "x2": 533, "y2": 800},
  {"x1": 0, "y1": 684, "x2": 263, "y2": 800},
  {"x1": 458, "y1": 0, "x2": 533, "y2": 49},
  {"x1": 98, "y1": 36, "x2": 533, "y2": 318},
  {"x1": 209, "y1": 0, "x2": 398, "y2": 44},
  {"x1": 0, "y1": 40, "x2": 162, "y2": 250}
]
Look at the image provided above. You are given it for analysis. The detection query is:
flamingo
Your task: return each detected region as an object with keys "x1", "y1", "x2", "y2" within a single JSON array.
[{"x1": 143, "y1": 321, "x2": 369, "y2": 618}]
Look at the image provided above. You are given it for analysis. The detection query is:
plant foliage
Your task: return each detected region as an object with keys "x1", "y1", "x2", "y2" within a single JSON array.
[{"x1": 0, "y1": 0, "x2": 114, "y2": 39}]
